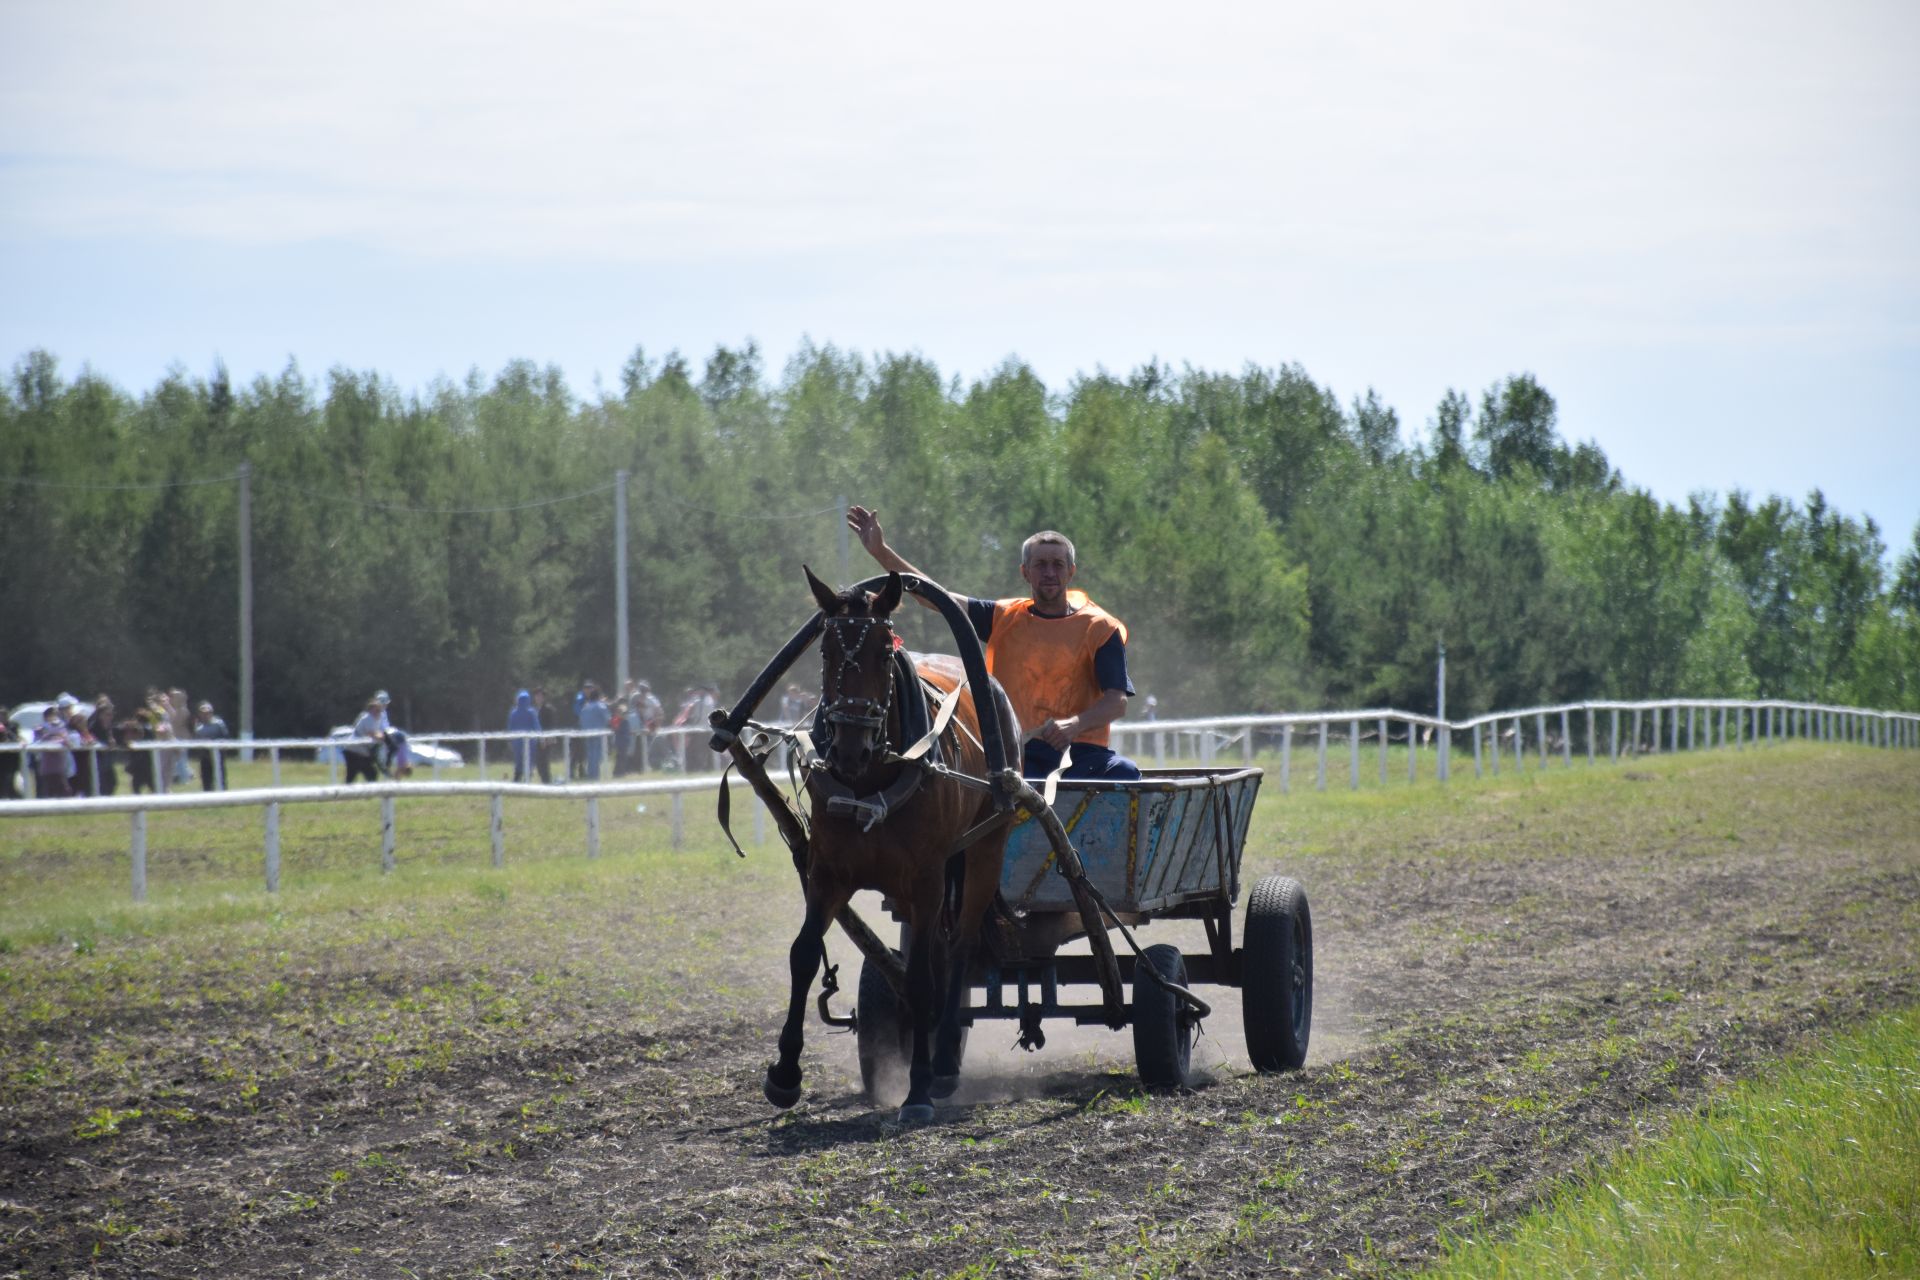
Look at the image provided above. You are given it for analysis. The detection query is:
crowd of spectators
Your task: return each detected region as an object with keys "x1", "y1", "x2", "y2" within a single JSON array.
[
  {"x1": 506, "y1": 678, "x2": 672, "y2": 783},
  {"x1": 1, "y1": 687, "x2": 234, "y2": 800},
  {"x1": 4, "y1": 676, "x2": 738, "y2": 801}
]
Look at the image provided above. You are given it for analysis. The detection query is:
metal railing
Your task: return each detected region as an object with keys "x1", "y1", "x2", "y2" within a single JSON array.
[
  {"x1": 1112, "y1": 697, "x2": 1916, "y2": 792},
  {"x1": 0, "y1": 723, "x2": 734, "y2": 798},
  {"x1": 0, "y1": 773, "x2": 762, "y2": 902},
  {"x1": 3, "y1": 699, "x2": 1913, "y2": 902}
]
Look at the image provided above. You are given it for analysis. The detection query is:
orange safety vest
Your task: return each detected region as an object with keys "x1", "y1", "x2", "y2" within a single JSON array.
[{"x1": 986, "y1": 591, "x2": 1128, "y2": 747}]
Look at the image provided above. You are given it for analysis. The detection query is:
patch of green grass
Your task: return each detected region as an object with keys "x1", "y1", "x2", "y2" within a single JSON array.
[{"x1": 1419, "y1": 1004, "x2": 1920, "y2": 1280}]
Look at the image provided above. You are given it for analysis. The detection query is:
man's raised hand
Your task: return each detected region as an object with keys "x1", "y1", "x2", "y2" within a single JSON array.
[{"x1": 847, "y1": 505, "x2": 886, "y2": 558}]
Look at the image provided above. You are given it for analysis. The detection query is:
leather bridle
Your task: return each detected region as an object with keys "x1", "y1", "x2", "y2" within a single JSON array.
[{"x1": 817, "y1": 614, "x2": 897, "y2": 758}]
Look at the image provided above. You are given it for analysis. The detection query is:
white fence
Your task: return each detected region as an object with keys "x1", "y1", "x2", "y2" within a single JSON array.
[
  {"x1": 2, "y1": 699, "x2": 1914, "y2": 903},
  {"x1": 1112, "y1": 698, "x2": 1918, "y2": 792},
  {"x1": 0, "y1": 723, "x2": 728, "y2": 798}
]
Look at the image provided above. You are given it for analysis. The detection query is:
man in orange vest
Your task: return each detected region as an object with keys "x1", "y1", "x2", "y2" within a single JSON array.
[{"x1": 847, "y1": 505, "x2": 1142, "y2": 781}]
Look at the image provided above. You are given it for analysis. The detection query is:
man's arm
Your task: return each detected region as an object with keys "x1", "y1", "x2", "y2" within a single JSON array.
[
  {"x1": 1033, "y1": 630, "x2": 1134, "y2": 749},
  {"x1": 846, "y1": 505, "x2": 968, "y2": 615},
  {"x1": 1033, "y1": 688, "x2": 1128, "y2": 750}
]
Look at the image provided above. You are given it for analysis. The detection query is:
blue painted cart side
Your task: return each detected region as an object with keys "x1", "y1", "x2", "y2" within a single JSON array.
[{"x1": 998, "y1": 767, "x2": 1261, "y2": 917}]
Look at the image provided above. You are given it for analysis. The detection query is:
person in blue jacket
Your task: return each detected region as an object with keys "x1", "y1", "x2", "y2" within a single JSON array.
[
  {"x1": 508, "y1": 690, "x2": 546, "y2": 783},
  {"x1": 577, "y1": 682, "x2": 612, "y2": 779}
]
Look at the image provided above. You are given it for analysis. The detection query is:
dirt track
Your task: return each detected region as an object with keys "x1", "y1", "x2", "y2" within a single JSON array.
[{"x1": 4, "y1": 747, "x2": 1918, "y2": 1278}]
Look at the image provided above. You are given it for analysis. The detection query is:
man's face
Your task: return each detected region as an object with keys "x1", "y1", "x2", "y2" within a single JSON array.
[{"x1": 1020, "y1": 543, "x2": 1076, "y2": 608}]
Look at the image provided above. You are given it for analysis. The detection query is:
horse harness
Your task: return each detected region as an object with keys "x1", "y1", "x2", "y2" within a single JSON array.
[
  {"x1": 810, "y1": 614, "x2": 985, "y2": 832},
  {"x1": 715, "y1": 615, "x2": 996, "y2": 858}
]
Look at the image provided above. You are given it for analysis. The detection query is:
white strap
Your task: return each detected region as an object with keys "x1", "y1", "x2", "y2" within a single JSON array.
[
  {"x1": 900, "y1": 679, "x2": 968, "y2": 763},
  {"x1": 1042, "y1": 745, "x2": 1072, "y2": 808}
]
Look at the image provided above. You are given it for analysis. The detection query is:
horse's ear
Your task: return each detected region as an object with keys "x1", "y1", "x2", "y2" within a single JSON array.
[
  {"x1": 804, "y1": 565, "x2": 840, "y2": 615},
  {"x1": 873, "y1": 570, "x2": 904, "y2": 617}
]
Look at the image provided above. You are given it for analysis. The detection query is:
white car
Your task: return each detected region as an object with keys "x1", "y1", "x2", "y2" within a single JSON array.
[
  {"x1": 322, "y1": 726, "x2": 465, "y2": 769},
  {"x1": 9, "y1": 699, "x2": 81, "y2": 735}
]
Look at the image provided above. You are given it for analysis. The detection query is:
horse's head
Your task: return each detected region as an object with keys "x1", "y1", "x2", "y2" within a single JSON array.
[{"x1": 806, "y1": 565, "x2": 904, "y2": 785}]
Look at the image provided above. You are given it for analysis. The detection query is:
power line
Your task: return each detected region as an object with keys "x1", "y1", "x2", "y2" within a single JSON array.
[
  {"x1": 0, "y1": 470, "x2": 240, "y2": 491},
  {"x1": 0, "y1": 471, "x2": 844, "y2": 522},
  {"x1": 649, "y1": 494, "x2": 842, "y2": 522},
  {"x1": 273, "y1": 479, "x2": 619, "y2": 514}
]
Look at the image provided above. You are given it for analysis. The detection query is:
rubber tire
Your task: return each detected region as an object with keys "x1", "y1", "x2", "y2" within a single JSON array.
[
  {"x1": 1132, "y1": 943, "x2": 1195, "y2": 1089},
  {"x1": 857, "y1": 953, "x2": 912, "y2": 1105},
  {"x1": 1242, "y1": 874, "x2": 1312, "y2": 1071}
]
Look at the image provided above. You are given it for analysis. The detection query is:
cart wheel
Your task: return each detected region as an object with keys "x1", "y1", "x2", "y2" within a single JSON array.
[
  {"x1": 1242, "y1": 874, "x2": 1312, "y2": 1071},
  {"x1": 1132, "y1": 943, "x2": 1195, "y2": 1088},
  {"x1": 857, "y1": 953, "x2": 912, "y2": 1105}
]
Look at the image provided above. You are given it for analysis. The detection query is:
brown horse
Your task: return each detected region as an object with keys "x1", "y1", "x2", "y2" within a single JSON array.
[{"x1": 763, "y1": 568, "x2": 1013, "y2": 1123}]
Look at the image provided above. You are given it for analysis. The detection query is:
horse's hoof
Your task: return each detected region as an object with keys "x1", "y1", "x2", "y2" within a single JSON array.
[
  {"x1": 930, "y1": 1074, "x2": 960, "y2": 1100},
  {"x1": 764, "y1": 1067, "x2": 803, "y2": 1110},
  {"x1": 896, "y1": 1102, "x2": 936, "y2": 1125}
]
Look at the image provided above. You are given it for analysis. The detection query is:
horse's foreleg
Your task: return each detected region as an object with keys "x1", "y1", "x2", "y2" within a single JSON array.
[
  {"x1": 930, "y1": 851, "x2": 967, "y2": 1097},
  {"x1": 931, "y1": 936, "x2": 971, "y2": 1098},
  {"x1": 765, "y1": 887, "x2": 838, "y2": 1109},
  {"x1": 898, "y1": 924, "x2": 940, "y2": 1124}
]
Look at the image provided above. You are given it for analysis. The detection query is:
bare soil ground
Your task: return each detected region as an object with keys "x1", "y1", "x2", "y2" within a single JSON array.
[{"x1": 3, "y1": 745, "x2": 1917, "y2": 1278}]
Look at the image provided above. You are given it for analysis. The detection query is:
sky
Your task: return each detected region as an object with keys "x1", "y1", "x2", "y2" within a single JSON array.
[{"x1": 3, "y1": 0, "x2": 1917, "y2": 550}]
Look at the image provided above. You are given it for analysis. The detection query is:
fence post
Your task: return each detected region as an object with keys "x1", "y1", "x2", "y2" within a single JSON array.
[
  {"x1": 1378, "y1": 718, "x2": 1388, "y2": 785},
  {"x1": 490, "y1": 794, "x2": 504, "y2": 868},
  {"x1": 1316, "y1": 720, "x2": 1328, "y2": 792},
  {"x1": 1473, "y1": 722, "x2": 1483, "y2": 778},
  {"x1": 1154, "y1": 730, "x2": 1166, "y2": 770},
  {"x1": 1243, "y1": 722, "x2": 1254, "y2": 765},
  {"x1": 131, "y1": 811, "x2": 148, "y2": 903},
  {"x1": 1560, "y1": 710, "x2": 1571, "y2": 767},
  {"x1": 671, "y1": 790, "x2": 685, "y2": 849},
  {"x1": 1349, "y1": 720, "x2": 1360, "y2": 791},
  {"x1": 1586, "y1": 707, "x2": 1595, "y2": 765},
  {"x1": 1513, "y1": 717, "x2": 1524, "y2": 771},
  {"x1": 265, "y1": 802, "x2": 281, "y2": 893},
  {"x1": 1651, "y1": 706, "x2": 1662, "y2": 755},
  {"x1": 328, "y1": 748, "x2": 338, "y2": 786},
  {"x1": 1610, "y1": 709, "x2": 1619, "y2": 762},
  {"x1": 1408, "y1": 724, "x2": 1418, "y2": 782},
  {"x1": 1280, "y1": 724, "x2": 1292, "y2": 795},
  {"x1": 381, "y1": 795, "x2": 396, "y2": 873},
  {"x1": 1439, "y1": 725, "x2": 1450, "y2": 783},
  {"x1": 562, "y1": 734, "x2": 572, "y2": 780},
  {"x1": 478, "y1": 737, "x2": 487, "y2": 779},
  {"x1": 1490, "y1": 721, "x2": 1500, "y2": 776},
  {"x1": 1687, "y1": 706, "x2": 1695, "y2": 751},
  {"x1": 271, "y1": 745, "x2": 282, "y2": 787},
  {"x1": 586, "y1": 796, "x2": 601, "y2": 859}
]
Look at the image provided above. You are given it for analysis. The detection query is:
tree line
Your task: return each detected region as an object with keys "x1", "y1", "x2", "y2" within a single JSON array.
[{"x1": 3, "y1": 345, "x2": 1915, "y2": 735}]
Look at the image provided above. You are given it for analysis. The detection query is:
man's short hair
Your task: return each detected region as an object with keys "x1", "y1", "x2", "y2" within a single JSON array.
[{"x1": 1021, "y1": 531, "x2": 1076, "y2": 566}]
